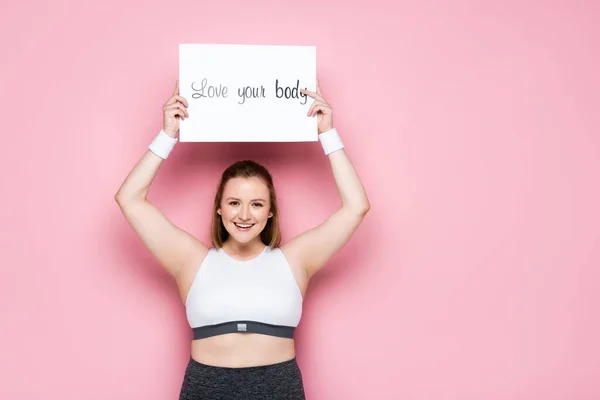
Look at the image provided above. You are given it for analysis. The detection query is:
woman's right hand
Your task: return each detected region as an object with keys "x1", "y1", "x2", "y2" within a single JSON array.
[{"x1": 162, "y1": 80, "x2": 189, "y2": 138}]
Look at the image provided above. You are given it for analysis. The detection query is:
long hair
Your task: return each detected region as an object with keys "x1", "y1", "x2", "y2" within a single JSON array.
[{"x1": 210, "y1": 160, "x2": 281, "y2": 249}]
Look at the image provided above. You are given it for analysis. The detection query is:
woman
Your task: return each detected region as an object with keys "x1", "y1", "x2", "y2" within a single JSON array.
[{"x1": 114, "y1": 80, "x2": 370, "y2": 399}]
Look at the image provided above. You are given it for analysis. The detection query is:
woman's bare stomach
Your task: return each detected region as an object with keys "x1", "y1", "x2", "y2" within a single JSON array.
[{"x1": 190, "y1": 333, "x2": 296, "y2": 368}]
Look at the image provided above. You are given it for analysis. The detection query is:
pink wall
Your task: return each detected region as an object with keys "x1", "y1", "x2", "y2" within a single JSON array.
[{"x1": 1, "y1": 0, "x2": 599, "y2": 398}]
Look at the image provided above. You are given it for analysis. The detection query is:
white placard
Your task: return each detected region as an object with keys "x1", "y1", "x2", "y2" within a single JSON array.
[{"x1": 178, "y1": 44, "x2": 317, "y2": 142}]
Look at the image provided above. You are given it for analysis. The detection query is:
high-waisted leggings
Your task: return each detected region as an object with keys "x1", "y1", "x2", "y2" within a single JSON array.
[{"x1": 179, "y1": 357, "x2": 306, "y2": 399}]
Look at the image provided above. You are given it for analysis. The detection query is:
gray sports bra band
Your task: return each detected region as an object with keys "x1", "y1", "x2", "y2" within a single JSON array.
[{"x1": 192, "y1": 321, "x2": 296, "y2": 340}]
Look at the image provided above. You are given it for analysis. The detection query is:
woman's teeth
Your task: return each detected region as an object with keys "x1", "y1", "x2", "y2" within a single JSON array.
[{"x1": 234, "y1": 223, "x2": 254, "y2": 230}]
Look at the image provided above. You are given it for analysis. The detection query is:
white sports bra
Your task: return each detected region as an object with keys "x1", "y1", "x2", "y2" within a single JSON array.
[{"x1": 185, "y1": 245, "x2": 303, "y2": 339}]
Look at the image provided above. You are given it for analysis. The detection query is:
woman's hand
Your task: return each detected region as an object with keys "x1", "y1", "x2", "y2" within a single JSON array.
[
  {"x1": 302, "y1": 80, "x2": 333, "y2": 134},
  {"x1": 162, "y1": 80, "x2": 189, "y2": 138}
]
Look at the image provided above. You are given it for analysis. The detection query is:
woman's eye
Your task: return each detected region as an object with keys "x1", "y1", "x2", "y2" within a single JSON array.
[{"x1": 228, "y1": 201, "x2": 262, "y2": 207}]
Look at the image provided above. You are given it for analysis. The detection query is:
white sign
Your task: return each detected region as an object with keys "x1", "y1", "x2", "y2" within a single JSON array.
[{"x1": 178, "y1": 44, "x2": 317, "y2": 142}]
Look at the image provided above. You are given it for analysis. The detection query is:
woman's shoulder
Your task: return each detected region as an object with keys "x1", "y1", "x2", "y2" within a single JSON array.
[{"x1": 179, "y1": 245, "x2": 214, "y2": 278}]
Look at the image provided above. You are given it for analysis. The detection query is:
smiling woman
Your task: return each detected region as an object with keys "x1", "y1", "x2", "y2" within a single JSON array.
[
  {"x1": 212, "y1": 163, "x2": 280, "y2": 251},
  {"x1": 114, "y1": 80, "x2": 370, "y2": 399}
]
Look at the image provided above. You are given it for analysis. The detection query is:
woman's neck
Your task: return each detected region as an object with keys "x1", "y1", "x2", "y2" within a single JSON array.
[{"x1": 222, "y1": 238, "x2": 266, "y2": 258}]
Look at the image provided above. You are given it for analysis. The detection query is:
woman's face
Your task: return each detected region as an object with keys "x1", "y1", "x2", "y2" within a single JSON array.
[{"x1": 217, "y1": 176, "x2": 273, "y2": 244}]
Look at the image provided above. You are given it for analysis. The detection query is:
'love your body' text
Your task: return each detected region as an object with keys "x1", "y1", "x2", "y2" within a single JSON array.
[{"x1": 190, "y1": 78, "x2": 308, "y2": 105}]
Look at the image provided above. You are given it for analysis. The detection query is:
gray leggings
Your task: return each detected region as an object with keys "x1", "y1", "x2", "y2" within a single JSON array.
[{"x1": 179, "y1": 357, "x2": 306, "y2": 399}]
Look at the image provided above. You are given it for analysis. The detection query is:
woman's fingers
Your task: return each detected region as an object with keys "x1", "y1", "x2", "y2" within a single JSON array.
[
  {"x1": 307, "y1": 100, "x2": 330, "y2": 116},
  {"x1": 165, "y1": 102, "x2": 189, "y2": 118},
  {"x1": 311, "y1": 104, "x2": 327, "y2": 117},
  {"x1": 168, "y1": 109, "x2": 186, "y2": 120},
  {"x1": 176, "y1": 95, "x2": 189, "y2": 107},
  {"x1": 301, "y1": 88, "x2": 324, "y2": 102},
  {"x1": 308, "y1": 101, "x2": 327, "y2": 116},
  {"x1": 164, "y1": 95, "x2": 188, "y2": 107},
  {"x1": 173, "y1": 103, "x2": 189, "y2": 118}
]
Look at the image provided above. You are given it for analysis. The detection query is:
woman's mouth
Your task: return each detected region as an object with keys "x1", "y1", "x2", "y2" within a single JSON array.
[{"x1": 234, "y1": 222, "x2": 255, "y2": 232}]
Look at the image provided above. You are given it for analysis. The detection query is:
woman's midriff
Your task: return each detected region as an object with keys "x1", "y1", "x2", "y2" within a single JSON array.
[{"x1": 190, "y1": 333, "x2": 296, "y2": 368}]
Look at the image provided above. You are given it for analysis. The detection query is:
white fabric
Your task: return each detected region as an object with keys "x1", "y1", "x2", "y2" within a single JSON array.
[
  {"x1": 149, "y1": 129, "x2": 178, "y2": 159},
  {"x1": 185, "y1": 246, "x2": 303, "y2": 328},
  {"x1": 318, "y1": 128, "x2": 344, "y2": 155}
]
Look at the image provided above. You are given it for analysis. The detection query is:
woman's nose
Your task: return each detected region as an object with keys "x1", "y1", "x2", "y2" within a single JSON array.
[{"x1": 239, "y1": 205, "x2": 250, "y2": 220}]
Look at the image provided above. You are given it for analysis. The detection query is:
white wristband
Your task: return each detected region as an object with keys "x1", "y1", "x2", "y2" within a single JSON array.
[
  {"x1": 149, "y1": 129, "x2": 178, "y2": 159},
  {"x1": 318, "y1": 128, "x2": 344, "y2": 155}
]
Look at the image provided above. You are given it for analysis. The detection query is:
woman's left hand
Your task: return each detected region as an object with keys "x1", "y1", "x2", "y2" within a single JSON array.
[{"x1": 302, "y1": 80, "x2": 333, "y2": 134}]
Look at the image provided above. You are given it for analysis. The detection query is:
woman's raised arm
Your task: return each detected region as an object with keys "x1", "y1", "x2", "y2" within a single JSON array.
[
  {"x1": 114, "y1": 81, "x2": 208, "y2": 279},
  {"x1": 281, "y1": 82, "x2": 370, "y2": 279}
]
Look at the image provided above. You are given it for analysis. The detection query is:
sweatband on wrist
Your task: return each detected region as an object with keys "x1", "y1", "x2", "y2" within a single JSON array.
[
  {"x1": 149, "y1": 129, "x2": 178, "y2": 159},
  {"x1": 318, "y1": 128, "x2": 344, "y2": 155}
]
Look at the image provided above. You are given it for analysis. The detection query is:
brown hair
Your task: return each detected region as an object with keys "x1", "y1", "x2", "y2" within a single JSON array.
[{"x1": 210, "y1": 160, "x2": 281, "y2": 249}]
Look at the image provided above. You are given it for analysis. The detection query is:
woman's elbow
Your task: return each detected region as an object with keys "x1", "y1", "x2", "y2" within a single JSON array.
[
  {"x1": 347, "y1": 202, "x2": 370, "y2": 218},
  {"x1": 360, "y1": 202, "x2": 371, "y2": 216}
]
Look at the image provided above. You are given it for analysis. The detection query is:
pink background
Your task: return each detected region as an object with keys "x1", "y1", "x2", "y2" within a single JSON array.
[{"x1": 1, "y1": 0, "x2": 599, "y2": 399}]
